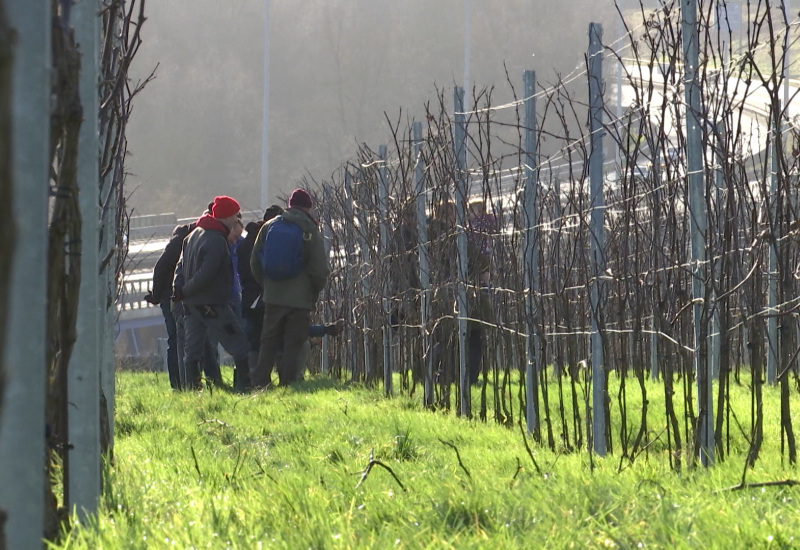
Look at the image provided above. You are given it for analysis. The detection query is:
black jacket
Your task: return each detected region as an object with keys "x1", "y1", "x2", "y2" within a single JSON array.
[
  {"x1": 151, "y1": 223, "x2": 193, "y2": 303},
  {"x1": 238, "y1": 220, "x2": 264, "y2": 312}
]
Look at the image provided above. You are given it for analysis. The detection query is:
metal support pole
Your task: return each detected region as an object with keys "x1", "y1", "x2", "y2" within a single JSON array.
[
  {"x1": 588, "y1": 23, "x2": 607, "y2": 457},
  {"x1": 711, "y1": 44, "x2": 729, "y2": 381},
  {"x1": 767, "y1": 105, "x2": 779, "y2": 386},
  {"x1": 682, "y1": 0, "x2": 714, "y2": 465},
  {"x1": 413, "y1": 122, "x2": 433, "y2": 407},
  {"x1": 454, "y1": 87, "x2": 470, "y2": 417},
  {"x1": 321, "y1": 186, "x2": 333, "y2": 375},
  {"x1": 0, "y1": 2, "x2": 50, "y2": 546},
  {"x1": 69, "y1": 0, "x2": 101, "y2": 518},
  {"x1": 342, "y1": 171, "x2": 359, "y2": 381},
  {"x1": 522, "y1": 69, "x2": 540, "y2": 436},
  {"x1": 350, "y1": 171, "x2": 373, "y2": 380},
  {"x1": 378, "y1": 145, "x2": 392, "y2": 396}
]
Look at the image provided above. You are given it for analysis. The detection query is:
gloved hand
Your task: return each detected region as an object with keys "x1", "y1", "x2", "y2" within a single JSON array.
[
  {"x1": 324, "y1": 321, "x2": 343, "y2": 337},
  {"x1": 144, "y1": 292, "x2": 160, "y2": 305},
  {"x1": 171, "y1": 287, "x2": 184, "y2": 303}
]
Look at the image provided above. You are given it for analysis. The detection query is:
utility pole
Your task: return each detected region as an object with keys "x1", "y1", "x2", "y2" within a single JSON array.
[
  {"x1": 463, "y1": 0, "x2": 471, "y2": 97},
  {"x1": 260, "y1": 0, "x2": 270, "y2": 209}
]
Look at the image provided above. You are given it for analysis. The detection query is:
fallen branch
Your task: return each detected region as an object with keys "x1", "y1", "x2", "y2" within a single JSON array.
[
  {"x1": 439, "y1": 439, "x2": 472, "y2": 480},
  {"x1": 355, "y1": 448, "x2": 406, "y2": 492},
  {"x1": 717, "y1": 479, "x2": 800, "y2": 493}
]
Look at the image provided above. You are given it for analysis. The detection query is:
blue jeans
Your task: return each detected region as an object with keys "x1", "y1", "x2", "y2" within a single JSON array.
[{"x1": 160, "y1": 300, "x2": 180, "y2": 389}]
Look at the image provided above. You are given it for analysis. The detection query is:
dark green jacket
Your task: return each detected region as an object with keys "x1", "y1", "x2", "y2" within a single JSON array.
[{"x1": 250, "y1": 207, "x2": 330, "y2": 310}]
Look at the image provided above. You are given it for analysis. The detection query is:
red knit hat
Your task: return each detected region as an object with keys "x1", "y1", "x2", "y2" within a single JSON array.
[
  {"x1": 288, "y1": 188, "x2": 313, "y2": 209},
  {"x1": 211, "y1": 196, "x2": 240, "y2": 219}
]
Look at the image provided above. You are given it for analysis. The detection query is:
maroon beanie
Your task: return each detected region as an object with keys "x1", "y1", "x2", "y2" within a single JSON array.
[
  {"x1": 288, "y1": 188, "x2": 313, "y2": 209},
  {"x1": 211, "y1": 196, "x2": 240, "y2": 219}
]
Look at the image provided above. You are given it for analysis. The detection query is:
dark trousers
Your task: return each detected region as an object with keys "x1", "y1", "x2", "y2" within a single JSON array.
[
  {"x1": 467, "y1": 326, "x2": 484, "y2": 385},
  {"x1": 174, "y1": 301, "x2": 220, "y2": 387},
  {"x1": 254, "y1": 304, "x2": 310, "y2": 387},
  {"x1": 160, "y1": 300, "x2": 180, "y2": 390},
  {"x1": 184, "y1": 304, "x2": 250, "y2": 389}
]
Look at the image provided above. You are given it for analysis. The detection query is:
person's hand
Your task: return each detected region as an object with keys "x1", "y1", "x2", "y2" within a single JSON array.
[
  {"x1": 171, "y1": 288, "x2": 184, "y2": 303},
  {"x1": 324, "y1": 320, "x2": 344, "y2": 337},
  {"x1": 144, "y1": 292, "x2": 160, "y2": 306}
]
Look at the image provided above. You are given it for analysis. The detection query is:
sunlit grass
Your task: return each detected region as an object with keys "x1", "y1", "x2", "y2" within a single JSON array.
[{"x1": 51, "y1": 369, "x2": 800, "y2": 549}]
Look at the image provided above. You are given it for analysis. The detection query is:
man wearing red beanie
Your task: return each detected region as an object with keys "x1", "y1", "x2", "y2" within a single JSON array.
[
  {"x1": 174, "y1": 195, "x2": 252, "y2": 392},
  {"x1": 250, "y1": 188, "x2": 330, "y2": 387}
]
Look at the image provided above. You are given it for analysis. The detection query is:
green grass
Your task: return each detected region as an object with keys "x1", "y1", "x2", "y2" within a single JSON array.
[{"x1": 52, "y1": 370, "x2": 800, "y2": 549}]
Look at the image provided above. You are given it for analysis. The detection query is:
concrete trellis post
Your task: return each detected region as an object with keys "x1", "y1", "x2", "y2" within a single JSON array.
[
  {"x1": 413, "y1": 122, "x2": 433, "y2": 407},
  {"x1": 588, "y1": 23, "x2": 608, "y2": 457},
  {"x1": 682, "y1": 0, "x2": 714, "y2": 465},
  {"x1": 342, "y1": 171, "x2": 359, "y2": 381},
  {"x1": 767, "y1": 121, "x2": 778, "y2": 386},
  {"x1": 321, "y1": 185, "x2": 333, "y2": 375},
  {"x1": 522, "y1": 69, "x2": 541, "y2": 436},
  {"x1": 454, "y1": 87, "x2": 470, "y2": 417},
  {"x1": 69, "y1": 0, "x2": 101, "y2": 518},
  {"x1": 378, "y1": 145, "x2": 393, "y2": 396},
  {"x1": 348, "y1": 170, "x2": 373, "y2": 380},
  {"x1": 0, "y1": 1, "x2": 50, "y2": 546}
]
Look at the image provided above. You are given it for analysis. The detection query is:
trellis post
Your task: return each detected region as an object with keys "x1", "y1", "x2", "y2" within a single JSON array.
[
  {"x1": 454, "y1": 87, "x2": 471, "y2": 417},
  {"x1": 588, "y1": 22, "x2": 608, "y2": 457},
  {"x1": 378, "y1": 145, "x2": 393, "y2": 396},
  {"x1": 682, "y1": 0, "x2": 714, "y2": 465},
  {"x1": 523, "y1": 69, "x2": 541, "y2": 436},
  {"x1": 69, "y1": 0, "x2": 102, "y2": 517},
  {"x1": 0, "y1": 1, "x2": 50, "y2": 546},
  {"x1": 413, "y1": 122, "x2": 433, "y2": 407}
]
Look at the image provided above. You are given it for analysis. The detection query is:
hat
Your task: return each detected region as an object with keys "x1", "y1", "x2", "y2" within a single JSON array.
[
  {"x1": 288, "y1": 188, "x2": 313, "y2": 209},
  {"x1": 211, "y1": 196, "x2": 240, "y2": 219},
  {"x1": 263, "y1": 204, "x2": 284, "y2": 222}
]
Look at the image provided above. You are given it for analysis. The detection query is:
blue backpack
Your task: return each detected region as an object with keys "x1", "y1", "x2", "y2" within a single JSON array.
[{"x1": 259, "y1": 216, "x2": 306, "y2": 280}]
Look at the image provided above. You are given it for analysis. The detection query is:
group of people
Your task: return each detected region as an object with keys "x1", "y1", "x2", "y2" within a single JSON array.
[{"x1": 146, "y1": 188, "x2": 334, "y2": 392}]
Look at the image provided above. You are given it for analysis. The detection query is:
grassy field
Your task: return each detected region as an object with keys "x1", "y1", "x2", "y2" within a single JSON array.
[{"x1": 52, "y1": 369, "x2": 800, "y2": 549}]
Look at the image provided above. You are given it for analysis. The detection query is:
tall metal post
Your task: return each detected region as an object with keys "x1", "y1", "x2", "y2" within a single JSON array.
[
  {"x1": 711, "y1": 37, "x2": 730, "y2": 381},
  {"x1": 767, "y1": 104, "x2": 779, "y2": 386},
  {"x1": 378, "y1": 145, "x2": 392, "y2": 396},
  {"x1": 0, "y1": 2, "x2": 50, "y2": 546},
  {"x1": 454, "y1": 87, "x2": 470, "y2": 417},
  {"x1": 522, "y1": 70, "x2": 541, "y2": 436},
  {"x1": 69, "y1": 0, "x2": 101, "y2": 517},
  {"x1": 99, "y1": 167, "x2": 117, "y2": 452},
  {"x1": 413, "y1": 122, "x2": 433, "y2": 407},
  {"x1": 463, "y1": 0, "x2": 471, "y2": 95},
  {"x1": 682, "y1": 0, "x2": 714, "y2": 465},
  {"x1": 616, "y1": 0, "x2": 624, "y2": 176},
  {"x1": 767, "y1": 0, "x2": 791, "y2": 385},
  {"x1": 588, "y1": 23, "x2": 607, "y2": 457},
  {"x1": 321, "y1": 186, "x2": 333, "y2": 375},
  {"x1": 342, "y1": 171, "x2": 360, "y2": 381},
  {"x1": 349, "y1": 171, "x2": 373, "y2": 380},
  {"x1": 260, "y1": 0, "x2": 270, "y2": 209}
]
